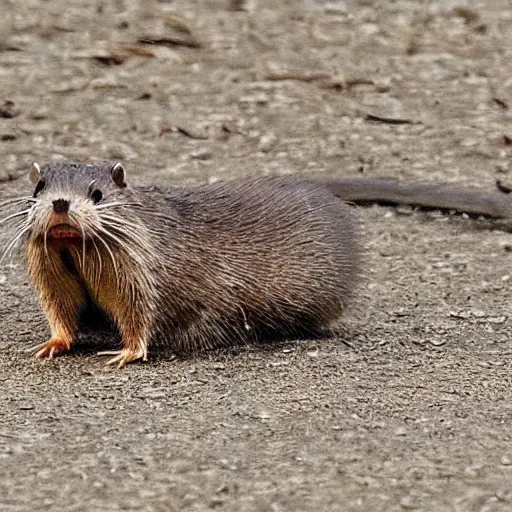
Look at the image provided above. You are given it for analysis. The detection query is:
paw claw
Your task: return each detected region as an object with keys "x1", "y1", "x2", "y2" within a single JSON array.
[
  {"x1": 30, "y1": 338, "x2": 71, "y2": 360},
  {"x1": 97, "y1": 348, "x2": 146, "y2": 368}
]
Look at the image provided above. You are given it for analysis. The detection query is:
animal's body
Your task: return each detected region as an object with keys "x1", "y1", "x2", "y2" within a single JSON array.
[{"x1": 4, "y1": 162, "x2": 360, "y2": 367}]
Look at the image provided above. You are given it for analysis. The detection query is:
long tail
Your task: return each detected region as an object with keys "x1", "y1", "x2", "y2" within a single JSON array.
[{"x1": 316, "y1": 177, "x2": 512, "y2": 219}]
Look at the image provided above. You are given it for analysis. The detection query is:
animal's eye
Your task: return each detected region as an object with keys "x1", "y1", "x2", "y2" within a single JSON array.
[
  {"x1": 90, "y1": 189, "x2": 103, "y2": 204},
  {"x1": 33, "y1": 179, "x2": 45, "y2": 198}
]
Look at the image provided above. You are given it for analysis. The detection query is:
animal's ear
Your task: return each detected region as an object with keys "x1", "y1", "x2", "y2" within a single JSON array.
[
  {"x1": 29, "y1": 162, "x2": 41, "y2": 185},
  {"x1": 110, "y1": 162, "x2": 127, "y2": 188}
]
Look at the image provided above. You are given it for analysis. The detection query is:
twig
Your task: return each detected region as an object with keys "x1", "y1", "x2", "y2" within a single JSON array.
[
  {"x1": 496, "y1": 179, "x2": 512, "y2": 194},
  {"x1": 229, "y1": 0, "x2": 256, "y2": 11},
  {"x1": 365, "y1": 113, "x2": 419, "y2": 125},
  {"x1": 493, "y1": 97, "x2": 509, "y2": 109},
  {"x1": 266, "y1": 73, "x2": 375, "y2": 92},
  {"x1": 323, "y1": 78, "x2": 375, "y2": 90},
  {"x1": 176, "y1": 126, "x2": 208, "y2": 139},
  {"x1": 138, "y1": 36, "x2": 201, "y2": 49},
  {"x1": 266, "y1": 72, "x2": 331, "y2": 82},
  {"x1": 160, "y1": 124, "x2": 208, "y2": 139}
]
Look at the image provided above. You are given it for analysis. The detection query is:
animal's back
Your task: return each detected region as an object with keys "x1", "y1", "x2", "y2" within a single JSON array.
[{"x1": 138, "y1": 176, "x2": 360, "y2": 352}]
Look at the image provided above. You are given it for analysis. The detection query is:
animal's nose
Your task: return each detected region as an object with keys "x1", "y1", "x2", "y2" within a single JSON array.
[{"x1": 52, "y1": 199, "x2": 70, "y2": 214}]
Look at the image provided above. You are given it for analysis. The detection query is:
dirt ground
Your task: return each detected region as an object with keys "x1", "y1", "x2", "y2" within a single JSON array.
[{"x1": 1, "y1": 0, "x2": 512, "y2": 510}]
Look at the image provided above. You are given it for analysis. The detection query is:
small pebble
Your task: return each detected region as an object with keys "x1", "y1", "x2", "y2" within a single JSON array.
[
  {"x1": 400, "y1": 495, "x2": 422, "y2": 510},
  {"x1": 496, "y1": 162, "x2": 510, "y2": 173},
  {"x1": 190, "y1": 148, "x2": 212, "y2": 160},
  {"x1": 464, "y1": 464, "x2": 483, "y2": 477},
  {"x1": 501, "y1": 455, "x2": 512, "y2": 466},
  {"x1": 104, "y1": 141, "x2": 138, "y2": 160},
  {"x1": 138, "y1": 387, "x2": 168, "y2": 399},
  {"x1": 258, "y1": 132, "x2": 277, "y2": 152},
  {"x1": 239, "y1": 93, "x2": 269, "y2": 105},
  {"x1": 500, "y1": 241, "x2": 512, "y2": 252},
  {"x1": 0, "y1": 100, "x2": 20, "y2": 118}
]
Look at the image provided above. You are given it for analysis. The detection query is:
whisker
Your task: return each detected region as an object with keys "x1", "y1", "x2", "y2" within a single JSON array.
[
  {"x1": 81, "y1": 226, "x2": 86, "y2": 272},
  {"x1": 0, "y1": 209, "x2": 32, "y2": 226},
  {"x1": 90, "y1": 238, "x2": 103, "y2": 298},
  {"x1": 94, "y1": 225, "x2": 141, "y2": 260},
  {"x1": 91, "y1": 229, "x2": 120, "y2": 287},
  {"x1": 97, "y1": 221, "x2": 160, "y2": 250},
  {"x1": 43, "y1": 221, "x2": 49, "y2": 259},
  {"x1": 98, "y1": 213, "x2": 143, "y2": 232},
  {"x1": 98, "y1": 219, "x2": 153, "y2": 253},
  {"x1": 93, "y1": 201, "x2": 143, "y2": 210},
  {"x1": 0, "y1": 196, "x2": 36, "y2": 208},
  {"x1": 70, "y1": 213, "x2": 87, "y2": 273},
  {"x1": 124, "y1": 210, "x2": 177, "y2": 224},
  {"x1": 70, "y1": 246, "x2": 82, "y2": 270},
  {"x1": 0, "y1": 223, "x2": 31, "y2": 266}
]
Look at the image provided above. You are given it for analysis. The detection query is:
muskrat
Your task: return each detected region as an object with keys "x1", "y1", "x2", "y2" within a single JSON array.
[{"x1": 1, "y1": 162, "x2": 360, "y2": 367}]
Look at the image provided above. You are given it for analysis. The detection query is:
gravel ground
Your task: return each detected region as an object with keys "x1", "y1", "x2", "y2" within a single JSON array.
[{"x1": 1, "y1": 1, "x2": 512, "y2": 511}]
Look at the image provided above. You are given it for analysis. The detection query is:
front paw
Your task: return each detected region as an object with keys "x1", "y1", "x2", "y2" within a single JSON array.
[{"x1": 29, "y1": 338, "x2": 72, "y2": 360}]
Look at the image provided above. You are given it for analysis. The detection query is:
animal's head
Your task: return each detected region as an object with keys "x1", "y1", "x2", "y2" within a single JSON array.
[
  {"x1": 0, "y1": 162, "x2": 142, "y2": 266},
  {"x1": 26, "y1": 161, "x2": 133, "y2": 243}
]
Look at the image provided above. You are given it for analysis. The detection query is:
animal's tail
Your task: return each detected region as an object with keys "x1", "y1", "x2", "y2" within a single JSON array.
[{"x1": 316, "y1": 177, "x2": 512, "y2": 219}]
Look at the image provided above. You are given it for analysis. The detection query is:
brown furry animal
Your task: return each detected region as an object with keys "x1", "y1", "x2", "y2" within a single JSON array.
[{"x1": 1, "y1": 162, "x2": 360, "y2": 367}]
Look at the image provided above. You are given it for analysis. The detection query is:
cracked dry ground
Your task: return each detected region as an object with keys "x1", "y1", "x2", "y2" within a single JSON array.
[{"x1": 1, "y1": 1, "x2": 512, "y2": 511}]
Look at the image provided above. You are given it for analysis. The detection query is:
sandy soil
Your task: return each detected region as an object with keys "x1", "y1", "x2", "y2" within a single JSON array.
[{"x1": 1, "y1": 1, "x2": 512, "y2": 511}]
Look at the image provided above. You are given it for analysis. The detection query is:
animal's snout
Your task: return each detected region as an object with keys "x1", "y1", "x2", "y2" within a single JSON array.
[{"x1": 52, "y1": 199, "x2": 70, "y2": 214}]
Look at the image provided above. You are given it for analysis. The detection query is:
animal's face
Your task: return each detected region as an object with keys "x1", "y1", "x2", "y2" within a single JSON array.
[{"x1": 26, "y1": 161, "x2": 132, "y2": 243}]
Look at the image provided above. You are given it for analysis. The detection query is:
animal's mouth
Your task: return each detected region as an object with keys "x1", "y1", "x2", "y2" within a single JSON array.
[{"x1": 47, "y1": 224, "x2": 81, "y2": 240}]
